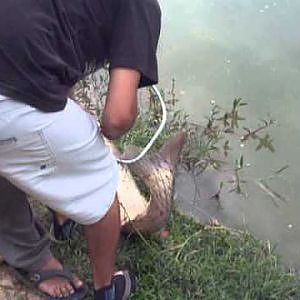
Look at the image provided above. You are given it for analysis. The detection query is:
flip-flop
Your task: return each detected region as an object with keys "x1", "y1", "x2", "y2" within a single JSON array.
[
  {"x1": 12, "y1": 266, "x2": 88, "y2": 300},
  {"x1": 48, "y1": 208, "x2": 77, "y2": 241}
]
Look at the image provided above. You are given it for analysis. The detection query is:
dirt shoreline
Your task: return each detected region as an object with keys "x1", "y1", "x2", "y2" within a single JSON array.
[{"x1": 0, "y1": 263, "x2": 42, "y2": 300}]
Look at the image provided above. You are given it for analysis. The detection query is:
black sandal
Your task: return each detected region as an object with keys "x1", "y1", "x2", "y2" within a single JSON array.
[
  {"x1": 12, "y1": 266, "x2": 88, "y2": 300},
  {"x1": 49, "y1": 208, "x2": 77, "y2": 241}
]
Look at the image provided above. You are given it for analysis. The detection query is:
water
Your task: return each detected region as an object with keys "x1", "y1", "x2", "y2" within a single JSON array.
[{"x1": 158, "y1": 0, "x2": 300, "y2": 268}]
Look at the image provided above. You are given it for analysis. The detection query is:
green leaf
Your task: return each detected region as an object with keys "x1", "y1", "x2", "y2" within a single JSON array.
[
  {"x1": 240, "y1": 155, "x2": 244, "y2": 168},
  {"x1": 274, "y1": 165, "x2": 289, "y2": 175}
]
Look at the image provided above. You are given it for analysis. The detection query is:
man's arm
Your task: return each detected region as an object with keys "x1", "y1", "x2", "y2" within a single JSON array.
[{"x1": 101, "y1": 68, "x2": 141, "y2": 140}]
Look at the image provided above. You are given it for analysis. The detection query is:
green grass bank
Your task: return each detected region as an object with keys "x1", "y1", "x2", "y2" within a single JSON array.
[{"x1": 48, "y1": 210, "x2": 300, "y2": 300}]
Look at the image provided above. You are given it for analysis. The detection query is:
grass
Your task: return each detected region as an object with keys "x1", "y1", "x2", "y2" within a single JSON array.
[{"x1": 38, "y1": 208, "x2": 300, "y2": 300}]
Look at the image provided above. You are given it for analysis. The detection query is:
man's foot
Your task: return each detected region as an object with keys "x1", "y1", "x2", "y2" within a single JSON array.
[
  {"x1": 94, "y1": 270, "x2": 137, "y2": 300},
  {"x1": 37, "y1": 258, "x2": 84, "y2": 298}
]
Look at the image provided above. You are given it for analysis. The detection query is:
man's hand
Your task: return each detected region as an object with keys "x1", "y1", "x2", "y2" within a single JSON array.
[{"x1": 101, "y1": 68, "x2": 141, "y2": 140}]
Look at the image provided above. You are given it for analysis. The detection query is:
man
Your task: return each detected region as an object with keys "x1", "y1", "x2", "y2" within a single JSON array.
[{"x1": 0, "y1": 0, "x2": 161, "y2": 299}]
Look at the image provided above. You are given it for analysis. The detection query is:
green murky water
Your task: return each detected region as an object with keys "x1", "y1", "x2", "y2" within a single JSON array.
[{"x1": 159, "y1": 0, "x2": 300, "y2": 268}]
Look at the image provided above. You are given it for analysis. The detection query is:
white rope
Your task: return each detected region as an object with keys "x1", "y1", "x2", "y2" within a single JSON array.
[{"x1": 117, "y1": 85, "x2": 167, "y2": 164}]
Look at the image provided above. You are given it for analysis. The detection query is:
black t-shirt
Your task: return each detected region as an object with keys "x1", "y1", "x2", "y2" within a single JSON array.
[{"x1": 0, "y1": 0, "x2": 161, "y2": 112}]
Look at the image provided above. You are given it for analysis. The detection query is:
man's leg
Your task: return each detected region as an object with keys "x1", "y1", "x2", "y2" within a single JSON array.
[
  {"x1": 0, "y1": 176, "x2": 83, "y2": 298},
  {"x1": 84, "y1": 195, "x2": 124, "y2": 298},
  {"x1": 0, "y1": 176, "x2": 52, "y2": 271},
  {"x1": 85, "y1": 195, "x2": 120, "y2": 290},
  {"x1": 85, "y1": 194, "x2": 137, "y2": 300}
]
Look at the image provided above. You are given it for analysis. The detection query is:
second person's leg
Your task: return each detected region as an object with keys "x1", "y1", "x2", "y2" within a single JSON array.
[{"x1": 0, "y1": 176, "x2": 84, "y2": 298}]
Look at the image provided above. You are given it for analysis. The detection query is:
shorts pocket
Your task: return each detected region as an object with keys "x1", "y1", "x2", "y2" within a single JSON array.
[
  {"x1": 0, "y1": 137, "x2": 17, "y2": 147},
  {"x1": 0, "y1": 130, "x2": 57, "y2": 181}
]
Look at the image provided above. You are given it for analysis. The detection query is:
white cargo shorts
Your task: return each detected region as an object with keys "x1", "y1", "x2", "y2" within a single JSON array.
[{"x1": 0, "y1": 95, "x2": 119, "y2": 225}]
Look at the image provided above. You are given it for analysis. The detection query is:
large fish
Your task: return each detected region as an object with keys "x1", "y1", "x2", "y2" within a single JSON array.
[{"x1": 115, "y1": 130, "x2": 186, "y2": 234}]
